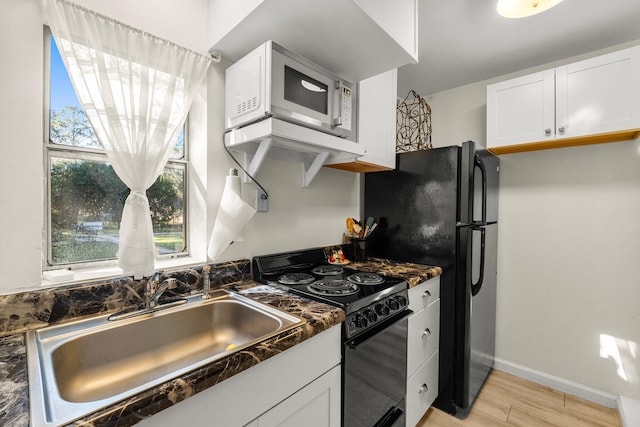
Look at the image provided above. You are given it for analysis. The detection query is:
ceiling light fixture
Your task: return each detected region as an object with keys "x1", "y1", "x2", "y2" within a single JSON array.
[{"x1": 497, "y1": 0, "x2": 563, "y2": 18}]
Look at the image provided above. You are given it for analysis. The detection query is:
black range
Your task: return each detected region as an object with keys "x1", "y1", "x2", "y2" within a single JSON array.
[
  {"x1": 253, "y1": 247, "x2": 411, "y2": 427},
  {"x1": 252, "y1": 247, "x2": 409, "y2": 339}
]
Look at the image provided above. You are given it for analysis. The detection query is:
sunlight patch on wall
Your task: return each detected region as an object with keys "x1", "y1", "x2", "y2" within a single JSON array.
[{"x1": 600, "y1": 333, "x2": 638, "y2": 383}]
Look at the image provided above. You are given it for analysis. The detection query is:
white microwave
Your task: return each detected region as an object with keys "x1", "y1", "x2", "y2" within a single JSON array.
[{"x1": 225, "y1": 41, "x2": 357, "y2": 140}]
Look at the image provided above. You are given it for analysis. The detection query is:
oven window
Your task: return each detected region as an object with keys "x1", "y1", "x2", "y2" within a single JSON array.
[{"x1": 284, "y1": 65, "x2": 328, "y2": 114}]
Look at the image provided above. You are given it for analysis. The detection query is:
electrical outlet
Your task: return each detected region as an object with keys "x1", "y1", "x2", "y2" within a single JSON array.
[{"x1": 256, "y1": 189, "x2": 268, "y2": 212}]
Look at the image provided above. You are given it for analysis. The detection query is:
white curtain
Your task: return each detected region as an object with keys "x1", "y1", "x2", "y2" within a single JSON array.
[{"x1": 45, "y1": 0, "x2": 211, "y2": 278}]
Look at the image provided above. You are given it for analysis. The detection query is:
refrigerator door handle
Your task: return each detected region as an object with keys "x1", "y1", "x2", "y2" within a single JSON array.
[
  {"x1": 475, "y1": 154, "x2": 488, "y2": 224},
  {"x1": 471, "y1": 227, "x2": 486, "y2": 296}
]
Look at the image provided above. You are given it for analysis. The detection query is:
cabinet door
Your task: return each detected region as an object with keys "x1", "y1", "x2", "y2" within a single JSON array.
[
  {"x1": 486, "y1": 69, "x2": 555, "y2": 148},
  {"x1": 326, "y1": 69, "x2": 397, "y2": 172},
  {"x1": 407, "y1": 300, "x2": 440, "y2": 377},
  {"x1": 406, "y1": 351, "x2": 439, "y2": 427},
  {"x1": 357, "y1": 68, "x2": 397, "y2": 170},
  {"x1": 256, "y1": 366, "x2": 341, "y2": 427},
  {"x1": 408, "y1": 277, "x2": 440, "y2": 313},
  {"x1": 556, "y1": 45, "x2": 640, "y2": 139}
]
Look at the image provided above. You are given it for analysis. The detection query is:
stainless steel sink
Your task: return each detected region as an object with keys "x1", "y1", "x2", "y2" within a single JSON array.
[{"x1": 26, "y1": 290, "x2": 305, "y2": 426}]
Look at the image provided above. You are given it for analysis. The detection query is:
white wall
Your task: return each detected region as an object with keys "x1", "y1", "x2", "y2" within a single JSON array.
[
  {"x1": 1, "y1": 0, "x2": 46, "y2": 290},
  {"x1": 0, "y1": 0, "x2": 359, "y2": 293},
  {"x1": 421, "y1": 44, "x2": 640, "y2": 401}
]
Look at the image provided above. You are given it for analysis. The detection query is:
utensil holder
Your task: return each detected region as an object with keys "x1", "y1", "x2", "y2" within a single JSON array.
[{"x1": 350, "y1": 238, "x2": 366, "y2": 262}]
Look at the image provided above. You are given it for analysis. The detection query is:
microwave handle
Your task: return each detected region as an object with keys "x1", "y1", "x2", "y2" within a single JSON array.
[{"x1": 333, "y1": 81, "x2": 343, "y2": 127}]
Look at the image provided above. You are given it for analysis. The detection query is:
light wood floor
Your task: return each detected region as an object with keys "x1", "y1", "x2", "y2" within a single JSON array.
[{"x1": 418, "y1": 370, "x2": 622, "y2": 427}]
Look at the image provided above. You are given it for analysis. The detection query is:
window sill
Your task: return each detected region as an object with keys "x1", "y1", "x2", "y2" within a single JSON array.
[{"x1": 41, "y1": 256, "x2": 206, "y2": 288}]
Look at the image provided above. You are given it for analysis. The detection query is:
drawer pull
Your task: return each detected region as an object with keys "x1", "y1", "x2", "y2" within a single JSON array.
[
  {"x1": 421, "y1": 328, "x2": 431, "y2": 339},
  {"x1": 419, "y1": 384, "x2": 429, "y2": 394},
  {"x1": 422, "y1": 290, "x2": 431, "y2": 299}
]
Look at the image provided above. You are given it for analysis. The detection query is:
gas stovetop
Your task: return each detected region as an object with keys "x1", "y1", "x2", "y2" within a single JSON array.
[{"x1": 252, "y1": 248, "x2": 409, "y2": 338}]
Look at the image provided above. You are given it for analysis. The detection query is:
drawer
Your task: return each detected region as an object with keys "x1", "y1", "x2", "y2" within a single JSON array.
[
  {"x1": 406, "y1": 350, "x2": 439, "y2": 427},
  {"x1": 407, "y1": 300, "x2": 440, "y2": 376},
  {"x1": 408, "y1": 276, "x2": 440, "y2": 313}
]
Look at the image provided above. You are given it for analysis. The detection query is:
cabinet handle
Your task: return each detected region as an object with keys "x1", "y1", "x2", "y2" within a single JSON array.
[
  {"x1": 421, "y1": 328, "x2": 431, "y2": 339},
  {"x1": 545, "y1": 128, "x2": 551, "y2": 136},
  {"x1": 558, "y1": 126, "x2": 565, "y2": 134},
  {"x1": 419, "y1": 384, "x2": 429, "y2": 394},
  {"x1": 422, "y1": 290, "x2": 431, "y2": 299}
]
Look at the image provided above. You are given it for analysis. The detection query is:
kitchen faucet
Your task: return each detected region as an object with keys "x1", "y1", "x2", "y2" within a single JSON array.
[
  {"x1": 202, "y1": 264, "x2": 211, "y2": 299},
  {"x1": 145, "y1": 272, "x2": 178, "y2": 308}
]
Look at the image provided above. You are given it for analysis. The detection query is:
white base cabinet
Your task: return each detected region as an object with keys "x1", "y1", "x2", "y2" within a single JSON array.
[
  {"x1": 406, "y1": 351, "x2": 439, "y2": 427},
  {"x1": 406, "y1": 276, "x2": 440, "y2": 427},
  {"x1": 487, "y1": 45, "x2": 640, "y2": 154},
  {"x1": 139, "y1": 325, "x2": 341, "y2": 427},
  {"x1": 247, "y1": 365, "x2": 340, "y2": 427}
]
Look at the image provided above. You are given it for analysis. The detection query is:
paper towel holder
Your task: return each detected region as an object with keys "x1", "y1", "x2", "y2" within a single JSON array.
[{"x1": 228, "y1": 168, "x2": 268, "y2": 212}]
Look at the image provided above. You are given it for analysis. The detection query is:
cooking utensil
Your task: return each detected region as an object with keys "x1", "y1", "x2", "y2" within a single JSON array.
[
  {"x1": 366, "y1": 223, "x2": 377, "y2": 237},
  {"x1": 346, "y1": 217, "x2": 355, "y2": 237},
  {"x1": 353, "y1": 222, "x2": 362, "y2": 237},
  {"x1": 363, "y1": 217, "x2": 374, "y2": 237}
]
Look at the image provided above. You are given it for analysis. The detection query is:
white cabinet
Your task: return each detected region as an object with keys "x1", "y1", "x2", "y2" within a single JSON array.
[
  {"x1": 487, "y1": 45, "x2": 640, "y2": 154},
  {"x1": 249, "y1": 365, "x2": 340, "y2": 427},
  {"x1": 406, "y1": 276, "x2": 440, "y2": 427},
  {"x1": 208, "y1": 0, "x2": 417, "y2": 83},
  {"x1": 325, "y1": 69, "x2": 398, "y2": 172},
  {"x1": 486, "y1": 70, "x2": 555, "y2": 149},
  {"x1": 406, "y1": 351, "x2": 439, "y2": 427},
  {"x1": 139, "y1": 325, "x2": 341, "y2": 426}
]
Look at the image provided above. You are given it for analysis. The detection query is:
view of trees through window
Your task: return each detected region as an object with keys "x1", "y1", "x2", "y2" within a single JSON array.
[{"x1": 47, "y1": 35, "x2": 186, "y2": 266}]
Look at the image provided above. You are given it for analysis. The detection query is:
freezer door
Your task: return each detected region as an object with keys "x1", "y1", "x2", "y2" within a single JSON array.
[
  {"x1": 364, "y1": 147, "x2": 460, "y2": 269},
  {"x1": 455, "y1": 223, "x2": 498, "y2": 413},
  {"x1": 460, "y1": 141, "x2": 500, "y2": 226}
]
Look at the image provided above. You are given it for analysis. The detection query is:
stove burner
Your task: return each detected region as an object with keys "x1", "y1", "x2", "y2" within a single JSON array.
[
  {"x1": 347, "y1": 272, "x2": 385, "y2": 286},
  {"x1": 311, "y1": 265, "x2": 344, "y2": 276},
  {"x1": 279, "y1": 273, "x2": 316, "y2": 285},
  {"x1": 307, "y1": 279, "x2": 359, "y2": 296}
]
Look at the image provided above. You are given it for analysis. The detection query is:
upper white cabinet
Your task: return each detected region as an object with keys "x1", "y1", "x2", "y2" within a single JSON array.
[
  {"x1": 326, "y1": 69, "x2": 398, "y2": 172},
  {"x1": 208, "y1": 0, "x2": 418, "y2": 83},
  {"x1": 487, "y1": 45, "x2": 640, "y2": 154}
]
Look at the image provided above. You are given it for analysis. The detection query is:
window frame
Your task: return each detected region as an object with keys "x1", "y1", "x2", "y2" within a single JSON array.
[{"x1": 43, "y1": 27, "x2": 190, "y2": 272}]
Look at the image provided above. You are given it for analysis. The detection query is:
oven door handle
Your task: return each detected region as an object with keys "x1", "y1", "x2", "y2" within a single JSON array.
[
  {"x1": 346, "y1": 310, "x2": 413, "y2": 348},
  {"x1": 373, "y1": 406, "x2": 403, "y2": 427}
]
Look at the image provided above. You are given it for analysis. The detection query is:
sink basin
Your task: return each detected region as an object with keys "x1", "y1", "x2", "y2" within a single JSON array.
[{"x1": 26, "y1": 290, "x2": 305, "y2": 426}]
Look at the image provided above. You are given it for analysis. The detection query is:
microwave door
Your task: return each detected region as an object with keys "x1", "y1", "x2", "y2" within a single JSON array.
[
  {"x1": 270, "y1": 47, "x2": 353, "y2": 139},
  {"x1": 284, "y1": 65, "x2": 329, "y2": 116}
]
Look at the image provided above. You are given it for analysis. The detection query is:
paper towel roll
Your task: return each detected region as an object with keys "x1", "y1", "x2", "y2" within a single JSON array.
[{"x1": 207, "y1": 172, "x2": 256, "y2": 261}]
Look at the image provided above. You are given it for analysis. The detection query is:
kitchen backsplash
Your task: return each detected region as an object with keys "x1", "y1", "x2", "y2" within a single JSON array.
[{"x1": 0, "y1": 260, "x2": 250, "y2": 337}]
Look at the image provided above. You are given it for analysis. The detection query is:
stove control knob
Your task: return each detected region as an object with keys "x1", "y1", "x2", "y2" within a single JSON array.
[
  {"x1": 388, "y1": 298, "x2": 400, "y2": 311},
  {"x1": 364, "y1": 309, "x2": 377, "y2": 323},
  {"x1": 354, "y1": 314, "x2": 368, "y2": 328},
  {"x1": 375, "y1": 303, "x2": 390, "y2": 316},
  {"x1": 394, "y1": 295, "x2": 408, "y2": 308}
]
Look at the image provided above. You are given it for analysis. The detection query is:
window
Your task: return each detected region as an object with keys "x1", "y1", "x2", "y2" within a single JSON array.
[{"x1": 45, "y1": 33, "x2": 188, "y2": 268}]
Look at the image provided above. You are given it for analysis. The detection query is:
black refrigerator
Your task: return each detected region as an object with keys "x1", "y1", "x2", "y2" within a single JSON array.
[{"x1": 364, "y1": 141, "x2": 499, "y2": 418}]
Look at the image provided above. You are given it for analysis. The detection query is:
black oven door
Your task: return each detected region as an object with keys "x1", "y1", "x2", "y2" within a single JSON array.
[{"x1": 343, "y1": 311, "x2": 410, "y2": 427}]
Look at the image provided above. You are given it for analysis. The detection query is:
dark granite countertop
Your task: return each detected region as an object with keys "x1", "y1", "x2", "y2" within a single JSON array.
[
  {"x1": 0, "y1": 280, "x2": 344, "y2": 427},
  {"x1": 0, "y1": 256, "x2": 440, "y2": 426},
  {"x1": 348, "y1": 257, "x2": 442, "y2": 288}
]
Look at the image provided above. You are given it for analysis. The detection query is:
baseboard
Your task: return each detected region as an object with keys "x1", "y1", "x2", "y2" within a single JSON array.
[
  {"x1": 618, "y1": 396, "x2": 640, "y2": 427},
  {"x1": 493, "y1": 357, "x2": 618, "y2": 408}
]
